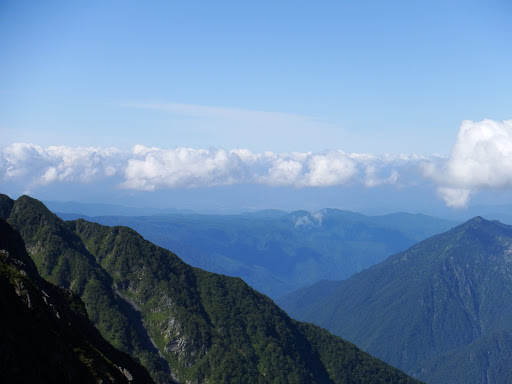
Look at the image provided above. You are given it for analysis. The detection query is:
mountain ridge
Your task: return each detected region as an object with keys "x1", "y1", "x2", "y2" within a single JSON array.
[
  {"x1": 0, "y1": 218, "x2": 155, "y2": 383},
  {"x1": 0, "y1": 193, "x2": 421, "y2": 384},
  {"x1": 280, "y1": 216, "x2": 512, "y2": 383}
]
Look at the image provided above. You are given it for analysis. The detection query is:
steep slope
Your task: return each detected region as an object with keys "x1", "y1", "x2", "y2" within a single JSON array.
[
  {"x1": 281, "y1": 217, "x2": 512, "y2": 383},
  {"x1": 1, "y1": 194, "x2": 421, "y2": 384},
  {"x1": 0, "y1": 196, "x2": 420, "y2": 383},
  {"x1": 0, "y1": 219, "x2": 154, "y2": 384},
  {"x1": 416, "y1": 329, "x2": 512, "y2": 384},
  {"x1": 58, "y1": 208, "x2": 455, "y2": 298},
  {"x1": 1, "y1": 194, "x2": 174, "y2": 382}
]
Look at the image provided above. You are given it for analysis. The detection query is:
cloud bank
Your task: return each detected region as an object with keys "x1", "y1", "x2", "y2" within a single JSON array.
[
  {"x1": 2, "y1": 119, "x2": 511, "y2": 208},
  {"x1": 1, "y1": 143, "x2": 419, "y2": 192}
]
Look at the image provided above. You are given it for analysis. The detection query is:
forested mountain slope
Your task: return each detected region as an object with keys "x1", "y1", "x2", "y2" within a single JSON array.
[
  {"x1": 280, "y1": 217, "x2": 512, "y2": 384},
  {"x1": 0, "y1": 194, "x2": 421, "y2": 384},
  {"x1": 0, "y1": 219, "x2": 154, "y2": 383}
]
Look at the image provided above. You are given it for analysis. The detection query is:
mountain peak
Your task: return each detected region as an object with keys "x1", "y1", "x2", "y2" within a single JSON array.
[
  {"x1": 454, "y1": 216, "x2": 509, "y2": 239},
  {"x1": 283, "y1": 213, "x2": 512, "y2": 384},
  {"x1": 461, "y1": 215, "x2": 506, "y2": 226}
]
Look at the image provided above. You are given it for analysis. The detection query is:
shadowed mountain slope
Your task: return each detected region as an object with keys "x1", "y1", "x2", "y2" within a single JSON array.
[
  {"x1": 280, "y1": 217, "x2": 512, "y2": 383},
  {"x1": 0, "y1": 219, "x2": 154, "y2": 384}
]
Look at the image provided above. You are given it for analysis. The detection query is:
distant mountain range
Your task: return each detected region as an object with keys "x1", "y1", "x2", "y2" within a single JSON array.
[
  {"x1": 0, "y1": 194, "x2": 420, "y2": 384},
  {"x1": 279, "y1": 217, "x2": 512, "y2": 384},
  {"x1": 43, "y1": 197, "x2": 512, "y2": 223},
  {"x1": 44, "y1": 200, "x2": 196, "y2": 216},
  {"x1": 55, "y1": 209, "x2": 456, "y2": 299}
]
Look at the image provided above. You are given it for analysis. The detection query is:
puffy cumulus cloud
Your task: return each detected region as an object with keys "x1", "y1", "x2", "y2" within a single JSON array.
[
  {"x1": 422, "y1": 119, "x2": 512, "y2": 207},
  {"x1": 436, "y1": 187, "x2": 473, "y2": 208},
  {"x1": 1, "y1": 143, "x2": 49, "y2": 179},
  {"x1": 121, "y1": 146, "x2": 247, "y2": 190},
  {"x1": 363, "y1": 166, "x2": 399, "y2": 187},
  {"x1": 123, "y1": 148, "x2": 406, "y2": 190},
  {"x1": 0, "y1": 143, "x2": 123, "y2": 189},
  {"x1": 304, "y1": 152, "x2": 357, "y2": 187},
  {"x1": 261, "y1": 157, "x2": 304, "y2": 187},
  {"x1": 123, "y1": 148, "x2": 365, "y2": 190},
  {"x1": 1, "y1": 143, "x2": 423, "y2": 192},
  {"x1": 350, "y1": 153, "x2": 427, "y2": 188},
  {"x1": 258, "y1": 151, "x2": 406, "y2": 188}
]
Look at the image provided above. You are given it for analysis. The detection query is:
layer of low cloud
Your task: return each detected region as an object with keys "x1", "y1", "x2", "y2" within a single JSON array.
[
  {"x1": 1, "y1": 143, "x2": 417, "y2": 193},
  {"x1": 2, "y1": 119, "x2": 510, "y2": 208}
]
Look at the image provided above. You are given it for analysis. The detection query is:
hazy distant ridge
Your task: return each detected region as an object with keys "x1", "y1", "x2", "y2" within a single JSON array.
[{"x1": 60, "y1": 208, "x2": 455, "y2": 298}]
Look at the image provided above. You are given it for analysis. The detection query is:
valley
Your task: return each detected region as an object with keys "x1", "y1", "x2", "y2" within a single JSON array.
[
  {"x1": 0, "y1": 194, "x2": 420, "y2": 383},
  {"x1": 56, "y1": 208, "x2": 455, "y2": 299}
]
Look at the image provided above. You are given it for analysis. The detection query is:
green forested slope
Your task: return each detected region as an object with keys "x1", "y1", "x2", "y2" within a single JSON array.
[
  {"x1": 1, "y1": 194, "x2": 421, "y2": 384},
  {"x1": 1, "y1": 194, "x2": 173, "y2": 382},
  {"x1": 281, "y1": 216, "x2": 512, "y2": 383},
  {"x1": 0, "y1": 219, "x2": 154, "y2": 384}
]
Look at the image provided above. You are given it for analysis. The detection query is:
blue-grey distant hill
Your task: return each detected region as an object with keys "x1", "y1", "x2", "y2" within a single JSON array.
[
  {"x1": 44, "y1": 200, "x2": 195, "y2": 216},
  {"x1": 56, "y1": 208, "x2": 456, "y2": 298}
]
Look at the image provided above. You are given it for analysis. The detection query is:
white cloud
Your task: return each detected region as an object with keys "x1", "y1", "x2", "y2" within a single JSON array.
[
  {"x1": 122, "y1": 148, "x2": 369, "y2": 190},
  {"x1": 261, "y1": 157, "x2": 304, "y2": 187},
  {"x1": 436, "y1": 187, "x2": 473, "y2": 208},
  {"x1": 257, "y1": 151, "x2": 404, "y2": 188},
  {"x1": 0, "y1": 143, "x2": 424, "y2": 194},
  {"x1": 304, "y1": 152, "x2": 357, "y2": 187},
  {"x1": 2, "y1": 143, "x2": 48, "y2": 178},
  {"x1": 3, "y1": 119, "x2": 512, "y2": 209},
  {"x1": 294, "y1": 211, "x2": 325, "y2": 228},
  {"x1": 364, "y1": 165, "x2": 399, "y2": 187},
  {"x1": 0, "y1": 143, "x2": 124, "y2": 190},
  {"x1": 121, "y1": 146, "x2": 246, "y2": 190},
  {"x1": 422, "y1": 119, "x2": 512, "y2": 207}
]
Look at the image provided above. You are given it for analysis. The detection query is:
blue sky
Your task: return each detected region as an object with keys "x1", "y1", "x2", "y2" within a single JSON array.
[{"x1": 1, "y1": 1, "x2": 512, "y2": 213}]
